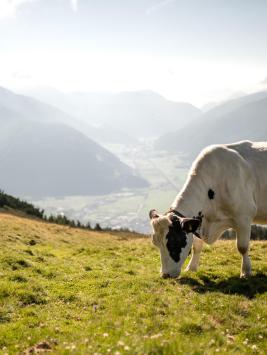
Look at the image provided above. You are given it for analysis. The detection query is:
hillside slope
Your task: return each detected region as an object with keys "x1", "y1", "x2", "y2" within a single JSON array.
[
  {"x1": 0, "y1": 121, "x2": 147, "y2": 197},
  {"x1": 1, "y1": 86, "x2": 136, "y2": 145},
  {"x1": 156, "y1": 94, "x2": 267, "y2": 161},
  {"x1": 0, "y1": 86, "x2": 76, "y2": 126},
  {"x1": 0, "y1": 86, "x2": 148, "y2": 197},
  {"x1": 0, "y1": 213, "x2": 266, "y2": 354},
  {"x1": 201, "y1": 90, "x2": 267, "y2": 119}
]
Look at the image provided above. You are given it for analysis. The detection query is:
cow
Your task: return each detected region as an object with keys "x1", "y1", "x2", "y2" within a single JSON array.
[{"x1": 150, "y1": 140, "x2": 267, "y2": 279}]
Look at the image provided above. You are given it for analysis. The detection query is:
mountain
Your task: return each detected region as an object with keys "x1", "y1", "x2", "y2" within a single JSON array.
[
  {"x1": 155, "y1": 92, "x2": 267, "y2": 161},
  {"x1": 201, "y1": 90, "x2": 267, "y2": 119},
  {"x1": 0, "y1": 104, "x2": 21, "y2": 123},
  {"x1": 0, "y1": 86, "x2": 136, "y2": 145},
  {"x1": 0, "y1": 87, "x2": 148, "y2": 197},
  {"x1": 23, "y1": 88, "x2": 202, "y2": 138},
  {"x1": 0, "y1": 86, "x2": 76, "y2": 126}
]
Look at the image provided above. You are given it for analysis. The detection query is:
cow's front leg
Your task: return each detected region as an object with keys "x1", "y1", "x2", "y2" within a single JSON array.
[
  {"x1": 185, "y1": 236, "x2": 204, "y2": 272},
  {"x1": 236, "y1": 221, "x2": 252, "y2": 278}
]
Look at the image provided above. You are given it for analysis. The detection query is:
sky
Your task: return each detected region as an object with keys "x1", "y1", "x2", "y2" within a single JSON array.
[{"x1": 0, "y1": 0, "x2": 267, "y2": 106}]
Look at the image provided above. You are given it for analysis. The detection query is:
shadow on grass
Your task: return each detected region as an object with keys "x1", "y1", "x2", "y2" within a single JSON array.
[{"x1": 178, "y1": 272, "x2": 267, "y2": 298}]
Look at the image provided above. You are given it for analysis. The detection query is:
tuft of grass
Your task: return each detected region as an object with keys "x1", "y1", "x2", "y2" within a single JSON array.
[
  {"x1": 179, "y1": 322, "x2": 204, "y2": 335},
  {"x1": 0, "y1": 310, "x2": 11, "y2": 324},
  {"x1": 0, "y1": 213, "x2": 266, "y2": 354},
  {"x1": 84, "y1": 265, "x2": 92, "y2": 271},
  {"x1": 58, "y1": 294, "x2": 78, "y2": 303},
  {"x1": 3, "y1": 257, "x2": 31, "y2": 270},
  {"x1": 9, "y1": 274, "x2": 28, "y2": 283},
  {"x1": 18, "y1": 291, "x2": 47, "y2": 306}
]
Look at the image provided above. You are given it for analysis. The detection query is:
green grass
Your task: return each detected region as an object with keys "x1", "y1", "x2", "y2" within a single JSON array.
[{"x1": 0, "y1": 213, "x2": 266, "y2": 354}]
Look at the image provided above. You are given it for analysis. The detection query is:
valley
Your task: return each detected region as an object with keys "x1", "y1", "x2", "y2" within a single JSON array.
[{"x1": 32, "y1": 141, "x2": 189, "y2": 233}]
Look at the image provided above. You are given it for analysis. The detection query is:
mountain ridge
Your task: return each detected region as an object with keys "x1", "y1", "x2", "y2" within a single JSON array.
[
  {"x1": 155, "y1": 91, "x2": 267, "y2": 161},
  {"x1": 22, "y1": 87, "x2": 202, "y2": 139},
  {"x1": 0, "y1": 86, "x2": 148, "y2": 197}
]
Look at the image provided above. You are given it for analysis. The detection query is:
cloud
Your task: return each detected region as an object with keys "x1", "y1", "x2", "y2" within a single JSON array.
[
  {"x1": 0, "y1": 0, "x2": 35, "y2": 19},
  {"x1": 70, "y1": 0, "x2": 78, "y2": 12},
  {"x1": 12, "y1": 71, "x2": 32, "y2": 79},
  {"x1": 0, "y1": 0, "x2": 78, "y2": 20},
  {"x1": 146, "y1": 0, "x2": 176, "y2": 15}
]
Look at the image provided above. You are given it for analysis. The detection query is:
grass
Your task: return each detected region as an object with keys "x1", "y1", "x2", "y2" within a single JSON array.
[{"x1": 0, "y1": 213, "x2": 266, "y2": 354}]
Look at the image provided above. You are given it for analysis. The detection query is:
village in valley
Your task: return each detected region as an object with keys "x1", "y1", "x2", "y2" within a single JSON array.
[{"x1": 32, "y1": 141, "x2": 189, "y2": 234}]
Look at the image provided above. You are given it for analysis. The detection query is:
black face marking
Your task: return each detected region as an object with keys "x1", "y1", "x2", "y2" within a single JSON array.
[
  {"x1": 166, "y1": 216, "x2": 187, "y2": 263},
  {"x1": 193, "y1": 211, "x2": 204, "y2": 223},
  {"x1": 208, "y1": 189, "x2": 215, "y2": 199},
  {"x1": 198, "y1": 211, "x2": 203, "y2": 218}
]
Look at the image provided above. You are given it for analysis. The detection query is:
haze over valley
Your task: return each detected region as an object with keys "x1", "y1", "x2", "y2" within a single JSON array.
[
  {"x1": 1, "y1": 0, "x2": 267, "y2": 232},
  {"x1": 1, "y1": 83, "x2": 267, "y2": 232}
]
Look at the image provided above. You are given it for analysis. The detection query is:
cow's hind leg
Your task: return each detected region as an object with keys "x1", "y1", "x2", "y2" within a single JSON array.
[
  {"x1": 236, "y1": 220, "x2": 252, "y2": 278},
  {"x1": 185, "y1": 236, "x2": 204, "y2": 272}
]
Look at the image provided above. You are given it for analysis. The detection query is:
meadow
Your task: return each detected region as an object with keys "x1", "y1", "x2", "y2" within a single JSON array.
[{"x1": 0, "y1": 213, "x2": 266, "y2": 354}]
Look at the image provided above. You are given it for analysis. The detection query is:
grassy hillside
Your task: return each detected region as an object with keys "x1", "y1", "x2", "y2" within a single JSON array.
[{"x1": 0, "y1": 213, "x2": 266, "y2": 354}]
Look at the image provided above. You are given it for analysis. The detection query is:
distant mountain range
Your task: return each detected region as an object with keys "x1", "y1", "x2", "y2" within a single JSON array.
[
  {"x1": 0, "y1": 86, "x2": 75, "y2": 126},
  {"x1": 156, "y1": 90, "x2": 267, "y2": 161},
  {"x1": 0, "y1": 86, "x2": 148, "y2": 197},
  {"x1": 23, "y1": 87, "x2": 201, "y2": 139}
]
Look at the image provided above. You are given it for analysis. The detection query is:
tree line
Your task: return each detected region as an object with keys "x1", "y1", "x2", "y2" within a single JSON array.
[
  {"x1": 222, "y1": 225, "x2": 267, "y2": 240},
  {"x1": 1, "y1": 190, "x2": 267, "y2": 238},
  {"x1": 0, "y1": 190, "x2": 106, "y2": 231}
]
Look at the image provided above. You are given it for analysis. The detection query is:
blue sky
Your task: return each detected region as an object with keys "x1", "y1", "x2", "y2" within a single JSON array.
[{"x1": 0, "y1": 0, "x2": 267, "y2": 106}]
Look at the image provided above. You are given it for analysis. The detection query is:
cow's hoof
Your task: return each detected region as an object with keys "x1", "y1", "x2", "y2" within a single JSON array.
[{"x1": 240, "y1": 273, "x2": 251, "y2": 279}]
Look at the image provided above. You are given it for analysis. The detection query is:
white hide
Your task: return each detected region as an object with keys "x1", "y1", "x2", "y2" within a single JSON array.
[{"x1": 151, "y1": 141, "x2": 267, "y2": 278}]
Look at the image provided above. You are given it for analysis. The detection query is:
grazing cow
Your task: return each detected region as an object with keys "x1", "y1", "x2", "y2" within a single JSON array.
[{"x1": 150, "y1": 141, "x2": 267, "y2": 278}]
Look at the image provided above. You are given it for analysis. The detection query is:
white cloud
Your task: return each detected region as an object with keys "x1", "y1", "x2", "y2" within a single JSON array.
[
  {"x1": 2, "y1": 47, "x2": 266, "y2": 106},
  {"x1": 70, "y1": 0, "x2": 78, "y2": 12},
  {"x1": 0, "y1": 0, "x2": 35, "y2": 19},
  {"x1": 146, "y1": 0, "x2": 176, "y2": 15},
  {"x1": 0, "y1": 0, "x2": 78, "y2": 19}
]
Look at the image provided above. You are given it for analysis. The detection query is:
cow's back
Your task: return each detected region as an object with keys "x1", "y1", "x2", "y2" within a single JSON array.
[{"x1": 226, "y1": 141, "x2": 267, "y2": 223}]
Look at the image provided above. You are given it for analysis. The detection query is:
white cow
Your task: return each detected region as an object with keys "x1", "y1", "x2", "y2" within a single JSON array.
[{"x1": 150, "y1": 140, "x2": 267, "y2": 278}]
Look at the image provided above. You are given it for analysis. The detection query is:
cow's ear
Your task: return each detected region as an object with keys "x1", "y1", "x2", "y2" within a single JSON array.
[
  {"x1": 149, "y1": 209, "x2": 159, "y2": 219},
  {"x1": 181, "y1": 218, "x2": 200, "y2": 233}
]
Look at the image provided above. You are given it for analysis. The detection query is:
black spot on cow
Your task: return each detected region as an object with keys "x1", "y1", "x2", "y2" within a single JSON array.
[
  {"x1": 166, "y1": 216, "x2": 187, "y2": 263},
  {"x1": 208, "y1": 189, "x2": 215, "y2": 199}
]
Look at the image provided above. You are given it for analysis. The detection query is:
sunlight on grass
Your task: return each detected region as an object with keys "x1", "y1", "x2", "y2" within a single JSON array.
[{"x1": 0, "y1": 213, "x2": 266, "y2": 354}]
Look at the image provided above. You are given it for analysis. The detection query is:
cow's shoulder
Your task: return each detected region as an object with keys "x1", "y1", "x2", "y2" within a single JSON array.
[
  {"x1": 191, "y1": 143, "x2": 238, "y2": 171},
  {"x1": 189, "y1": 142, "x2": 256, "y2": 186}
]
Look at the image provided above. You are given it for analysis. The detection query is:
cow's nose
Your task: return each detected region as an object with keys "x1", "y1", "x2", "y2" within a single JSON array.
[{"x1": 161, "y1": 273, "x2": 170, "y2": 279}]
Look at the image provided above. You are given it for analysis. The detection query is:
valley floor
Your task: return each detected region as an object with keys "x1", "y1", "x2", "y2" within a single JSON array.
[
  {"x1": 32, "y1": 142, "x2": 189, "y2": 233},
  {"x1": 0, "y1": 213, "x2": 266, "y2": 354}
]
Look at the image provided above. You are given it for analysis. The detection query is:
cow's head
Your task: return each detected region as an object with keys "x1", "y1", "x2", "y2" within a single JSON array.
[{"x1": 149, "y1": 209, "x2": 201, "y2": 278}]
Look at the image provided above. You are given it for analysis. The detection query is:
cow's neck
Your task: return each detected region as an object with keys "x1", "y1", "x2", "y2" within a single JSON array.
[{"x1": 171, "y1": 175, "x2": 205, "y2": 218}]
